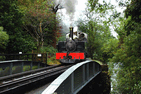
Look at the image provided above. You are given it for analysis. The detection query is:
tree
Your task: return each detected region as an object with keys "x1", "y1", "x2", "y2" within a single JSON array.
[
  {"x1": 0, "y1": 0, "x2": 35, "y2": 53},
  {"x1": 77, "y1": 0, "x2": 115, "y2": 64},
  {"x1": 77, "y1": 18, "x2": 114, "y2": 64},
  {"x1": 0, "y1": 27, "x2": 9, "y2": 53},
  {"x1": 18, "y1": 0, "x2": 62, "y2": 52},
  {"x1": 109, "y1": 0, "x2": 141, "y2": 93},
  {"x1": 84, "y1": 0, "x2": 141, "y2": 93}
]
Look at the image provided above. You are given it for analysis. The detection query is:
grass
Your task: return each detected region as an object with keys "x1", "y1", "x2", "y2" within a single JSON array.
[
  {"x1": 47, "y1": 55, "x2": 60, "y2": 65},
  {"x1": 93, "y1": 60, "x2": 103, "y2": 65}
]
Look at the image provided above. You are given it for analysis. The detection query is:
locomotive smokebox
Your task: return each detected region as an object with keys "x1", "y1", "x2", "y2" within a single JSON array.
[{"x1": 69, "y1": 27, "x2": 73, "y2": 40}]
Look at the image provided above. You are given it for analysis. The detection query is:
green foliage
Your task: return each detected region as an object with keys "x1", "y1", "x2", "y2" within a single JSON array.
[
  {"x1": 7, "y1": 34, "x2": 35, "y2": 53},
  {"x1": 0, "y1": 0, "x2": 61, "y2": 54},
  {"x1": 77, "y1": 0, "x2": 120, "y2": 64},
  {"x1": 56, "y1": 34, "x2": 66, "y2": 42},
  {"x1": 110, "y1": 61, "x2": 141, "y2": 94},
  {"x1": 77, "y1": 19, "x2": 114, "y2": 64},
  {"x1": 82, "y1": 0, "x2": 141, "y2": 93},
  {"x1": 109, "y1": 0, "x2": 141, "y2": 93},
  {"x1": 0, "y1": 1, "x2": 22, "y2": 32},
  {"x1": 23, "y1": 66, "x2": 30, "y2": 72},
  {"x1": 47, "y1": 55, "x2": 60, "y2": 65},
  {"x1": 32, "y1": 66, "x2": 38, "y2": 70},
  {"x1": 0, "y1": 0, "x2": 35, "y2": 53},
  {"x1": 88, "y1": 0, "x2": 114, "y2": 17},
  {"x1": 125, "y1": 0, "x2": 141, "y2": 23},
  {"x1": 0, "y1": 27, "x2": 9, "y2": 53},
  {"x1": 110, "y1": 27, "x2": 141, "y2": 93},
  {"x1": 88, "y1": 0, "x2": 99, "y2": 11},
  {"x1": 40, "y1": 46, "x2": 58, "y2": 55},
  {"x1": 18, "y1": 0, "x2": 59, "y2": 50},
  {"x1": 102, "y1": 38, "x2": 119, "y2": 60}
]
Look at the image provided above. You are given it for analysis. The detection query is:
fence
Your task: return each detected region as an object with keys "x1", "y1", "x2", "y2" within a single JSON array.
[
  {"x1": 0, "y1": 60, "x2": 47, "y2": 77},
  {"x1": 0, "y1": 53, "x2": 47, "y2": 64}
]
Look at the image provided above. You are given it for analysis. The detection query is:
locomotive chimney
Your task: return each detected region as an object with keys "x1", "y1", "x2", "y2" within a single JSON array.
[{"x1": 69, "y1": 27, "x2": 73, "y2": 40}]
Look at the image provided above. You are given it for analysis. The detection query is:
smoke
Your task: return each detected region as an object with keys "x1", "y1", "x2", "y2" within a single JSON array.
[
  {"x1": 61, "y1": 22, "x2": 69, "y2": 33},
  {"x1": 64, "y1": 0, "x2": 78, "y2": 21},
  {"x1": 55, "y1": 0, "x2": 78, "y2": 32},
  {"x1": 56, "y1": 0, "x2": 78, "y2": 22}
]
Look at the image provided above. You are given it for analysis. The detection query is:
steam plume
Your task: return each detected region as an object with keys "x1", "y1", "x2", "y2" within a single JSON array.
[
  {"x1": 56, "y1": 0, "x2": 78, "y2": 22},
  {"x1": 64, "y1": 0, "x2": 78, "y2": 21},
  {"x1": 55, "y1": 0, "x2": 78, "y2": 32}
]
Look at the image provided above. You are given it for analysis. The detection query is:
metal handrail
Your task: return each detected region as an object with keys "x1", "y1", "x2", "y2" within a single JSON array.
[{"x1": 0, "y1": 53, "x2": 47, "y2": 64}]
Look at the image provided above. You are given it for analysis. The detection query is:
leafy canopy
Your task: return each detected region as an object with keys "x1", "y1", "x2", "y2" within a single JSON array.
[{"x1": 0, "y1": 27, "x2": 9, "y2": 53}]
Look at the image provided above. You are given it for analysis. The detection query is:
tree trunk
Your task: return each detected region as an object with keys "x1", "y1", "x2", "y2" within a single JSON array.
[
  {"x1": 39, "y1": 21, "x2": 44, "y2": 48},
  {"x1": 37, "y1": 39, "x2": 40, "y2": 53}
]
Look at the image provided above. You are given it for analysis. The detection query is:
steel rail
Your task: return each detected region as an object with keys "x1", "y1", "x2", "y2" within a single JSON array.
[
  {"x1": 0, "y1": 65, "x2": 72, "y2": 94},
  {"x1": 0, "y1": 65, "x2": 61, "y2": 83}
]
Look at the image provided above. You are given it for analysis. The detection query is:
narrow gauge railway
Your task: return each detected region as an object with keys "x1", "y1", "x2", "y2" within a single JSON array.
[
  {"x1": 0, "y1": 26, "x2": 89, "y2": 94},
  {"x1": 0, "y1": 64, "x2": 73, "y2": 94}
]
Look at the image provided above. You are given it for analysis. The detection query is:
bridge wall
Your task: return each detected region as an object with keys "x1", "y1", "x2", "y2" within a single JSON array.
[
  {"x1": 78, "y1": 64, "x2": 111, "y2": 94},
  {"x1": 42, "y1": 60, "x2": 102, "y2": 94},
  {"x1": 0, "y1": 60, "x2": 47, "y2": 77}
]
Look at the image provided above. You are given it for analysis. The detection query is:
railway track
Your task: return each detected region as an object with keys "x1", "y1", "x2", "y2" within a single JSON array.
[{"x1": 0, "y1": 64, "x2": 72, "y2": 94}]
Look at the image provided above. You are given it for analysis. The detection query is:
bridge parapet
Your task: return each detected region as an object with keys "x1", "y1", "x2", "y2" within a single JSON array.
[
  {"x1": 42, "y1": 60, "x2": 101, "y2": 94},
  {"x1": 0, "y1": 53, "x2": 47, "y2": 64},
  {"x1": 0, "y1": 60, "x2": 47, "y2": 77}
]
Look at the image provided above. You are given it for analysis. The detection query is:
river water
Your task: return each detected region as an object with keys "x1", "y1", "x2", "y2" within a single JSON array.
[{"x1": 108, "y1": 62, "x2": 121, "y2": 93}]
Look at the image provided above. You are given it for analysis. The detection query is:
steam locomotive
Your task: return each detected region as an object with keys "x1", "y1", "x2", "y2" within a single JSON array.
[{"x1": 56, "y1": 27, "x2": 88, "y2": 64}]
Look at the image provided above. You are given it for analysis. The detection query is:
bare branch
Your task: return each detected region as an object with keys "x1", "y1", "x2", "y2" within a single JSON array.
[{"x1": 24, "y1": 26, "x2": 37, "y2": 40}]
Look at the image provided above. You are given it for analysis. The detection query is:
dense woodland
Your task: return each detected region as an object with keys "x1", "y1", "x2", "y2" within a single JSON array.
[
  {"x1": 0, "y1": 0, "x2": 141, "y2": 93},
  {"x1": 0, "y1": 0, "x2": 60, "y2": 54},
  {"x1": 77, "y1": 0, "x2": 141, "y2": 93}
]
